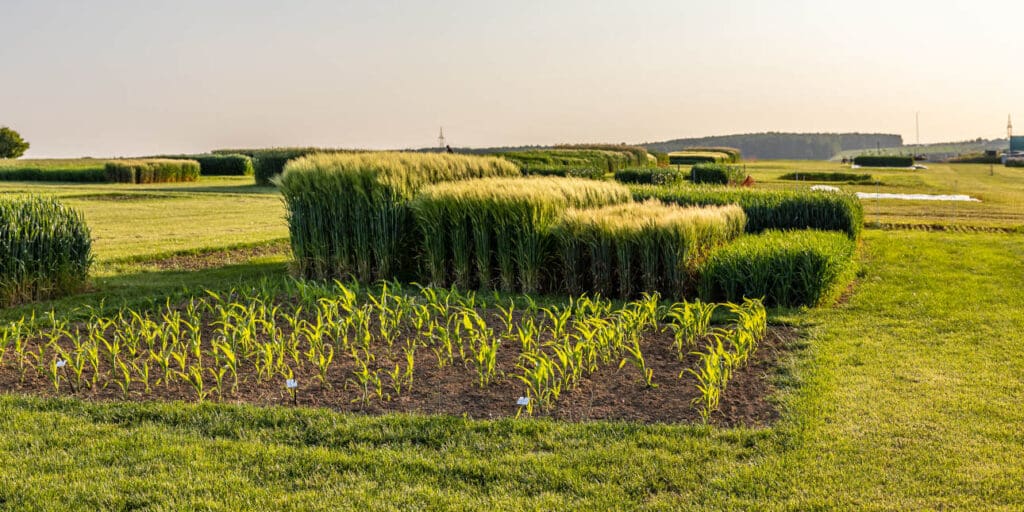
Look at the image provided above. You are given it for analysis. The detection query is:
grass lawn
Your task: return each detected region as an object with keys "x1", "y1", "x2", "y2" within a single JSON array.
[
  {"x1": 2, "y1": 229, "x2": 1022, "y2": 510},
  {"x1": 0, "y1": 177, "x2": 290, "y2": 322},
  {"x1": 0, "y1": 177, "x2": 287, "y2": 264},
  {"x1": 1, "y1": 164, "x2": 1022, "y2": 509}
]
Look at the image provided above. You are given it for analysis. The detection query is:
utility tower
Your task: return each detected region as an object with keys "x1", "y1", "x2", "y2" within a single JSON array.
[
  {"x1": 438, "y1": 127, "x2": 446, "y2": 149},
  {"x1": 1009, "y1": 114, "x2": 1014, "y2": 139}
]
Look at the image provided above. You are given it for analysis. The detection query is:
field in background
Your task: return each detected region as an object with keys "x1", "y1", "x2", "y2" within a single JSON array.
[
  {"x1": 731, "y1": 160, "x2": 1024, "y2": 230},
  {"x1": 831, "y1": 139, "x2": 1008, "y2": 161}
]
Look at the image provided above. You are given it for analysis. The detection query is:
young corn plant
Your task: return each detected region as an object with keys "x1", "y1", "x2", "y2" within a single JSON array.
[
  {"x1": 387, "y1": 362, "x2": 405, "y2": 397},
  {"x1": 542, "y1": 305, "x2": 572, "y2": 342},
  {"x1": 115, "y1": 360, "x2": 133, "y2": 399},
  {"x1": 308, "y1": 341, "x2": 335, "y2": 390},
  {"x1": 619, "y1": 338, "x2": 656, "y2": 388},
  {"x1": 468, "y1": 334, "x2": 500, "y2": 388},
  {"x1": 178, "y1": 365, "x2": 210, "y2": 402},
  {"x1": 212, "y1": 340, "x2": 239, "y2": 394},
  {"x1": 348, "y1": 352, "x2": 383, "y2": 405},
  {"x1": 65, "y1": 342, "x2": 89, "y2": 392},
  {"x1": 45, "y1": 356, "x2": 63, "y2": 392},
  {"x1": 402, "y1": 344, "x2": 416, "y2": 391},
  {"x1": 666, "y1": 300, "x2": 718, "y2": 360},
  {"x1": 206, "y1": 364, "x2": 227, "y2": 400},
  {"x1": 515, "y1": 351, "x2": 562, "y2": 415},
  {"x1": 133, "y1": 359, "x2": 152, "y2": 394}
]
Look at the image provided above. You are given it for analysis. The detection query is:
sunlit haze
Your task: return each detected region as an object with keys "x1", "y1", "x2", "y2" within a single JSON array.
[{"x1": 4, "y1": 0, "x2": 1022, "y2": 157}]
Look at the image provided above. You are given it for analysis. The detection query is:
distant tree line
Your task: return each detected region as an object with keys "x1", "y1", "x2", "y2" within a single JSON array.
[{"x1": 641, "y1": 132, "x2": 903, "y2": 160}]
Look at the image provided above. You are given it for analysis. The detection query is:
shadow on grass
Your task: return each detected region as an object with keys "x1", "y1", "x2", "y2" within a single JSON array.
[
  {"x1": 141, "y1": 184, "x2": 279, "y2": 195},
  {"x1": 0, "y1": 179, "x2": 279, "y2": 197}
]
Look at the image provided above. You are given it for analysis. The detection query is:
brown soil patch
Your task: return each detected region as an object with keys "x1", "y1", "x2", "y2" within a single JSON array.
[
  {"x1": 143, "y1": 242, "x2": 290, "y2": 272},
  {"x1": 0, "y1": 322, "x2": 796, "y2": 426}
]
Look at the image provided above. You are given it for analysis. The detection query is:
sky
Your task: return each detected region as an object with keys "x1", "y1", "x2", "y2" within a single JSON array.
[{"x1": 2, "y1": 0, "x2": 1022, "y2": 157}]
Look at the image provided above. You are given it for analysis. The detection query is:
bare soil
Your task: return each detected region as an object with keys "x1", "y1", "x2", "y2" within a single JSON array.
[
  {"x1": 0, "y1": 325, "x2": 796, "y2": 426},
  {"x1": 145, "y1": 243, "x2": 291, "y2": 272}
]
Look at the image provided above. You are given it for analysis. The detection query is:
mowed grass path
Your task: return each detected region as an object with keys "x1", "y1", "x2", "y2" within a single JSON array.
[
  {"x1": 1, "y1": 230, "x2": 1022, "y2": 509},
  {"x1": 723, "y1": 230, "x2": 1024, "y2": 509},
  {"x1": 0, "y1": 178, "x2": 287, "y2": 262}
]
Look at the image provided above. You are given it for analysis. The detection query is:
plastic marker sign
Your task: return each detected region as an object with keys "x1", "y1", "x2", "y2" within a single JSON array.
[
  {"x1": 516, "y1": 397, "x2": 530, "y2": 406},
  {"x1": 56, "y1": 360, "x2": 67, "y2": 368},
  {"x1": 286, "y1": 379, "x2": 298, "y2": 389}
]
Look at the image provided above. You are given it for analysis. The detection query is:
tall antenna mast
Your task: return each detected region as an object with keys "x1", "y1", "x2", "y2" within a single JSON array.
[
  {"x1": 915, "y1": 112, "x2": 920, "y2": 146},
  {"x1": 438, "y1": 127, "x2": 446, "y2": 149},
  {"x1": 1009, "y1": 114, "x2": 1014, "y2": 139}
]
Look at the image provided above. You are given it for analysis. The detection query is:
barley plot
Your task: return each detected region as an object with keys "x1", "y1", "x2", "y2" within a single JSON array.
[
  {"x1": 554, "y1": 201, "x2": 745, "y2": 298},
  {"x1": 633, "y1": 184, "x2": 864, "y2": 239},
  {"x1": 278, "y1": 152, "x2": 521, "y2": 281},
  {"x1": 0, "y1": 196, "x2": 92, "y2": 307},
  {"x1": 411, "y1": 177, "x2": 632, "y2": 293},
  {"x1": 699, "y1": 230, "x2": 857, "y2": 307}
]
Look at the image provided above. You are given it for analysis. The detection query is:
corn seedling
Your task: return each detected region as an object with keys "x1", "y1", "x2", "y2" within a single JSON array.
[
  {"x1": 619, "y1": 338, "x2": 656, "y2": 388},
  {"x1": 666, "y1": 300, "x2": 718, "y2": 359}
]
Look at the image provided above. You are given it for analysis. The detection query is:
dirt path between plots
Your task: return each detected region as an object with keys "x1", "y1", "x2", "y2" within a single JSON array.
[{"x1": 135, "y1": 242, "x2": 291, "y2": 272}]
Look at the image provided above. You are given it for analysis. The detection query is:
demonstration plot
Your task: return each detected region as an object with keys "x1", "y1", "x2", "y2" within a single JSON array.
[{"x1": 0, "y1": 282, "x2": 780, "y2": 425}]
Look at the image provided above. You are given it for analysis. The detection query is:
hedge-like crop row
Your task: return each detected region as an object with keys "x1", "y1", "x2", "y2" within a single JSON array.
[
  {"x1": 683, "y1": 146, "x2": 742, "y2": 163},
  {"x1": 104, "y1": 160, "x2": 200, "y2": 184},
  {"x1": 278, "y1": 152, "x2": 521, "y2": 281},
  {"x1": 632, "y1": 185, "x2": 864, "y2": 239},
  {"x1": 668, "y1": 151, "x2": 727, "y2": 165},
  {"x1": 1005, "y1": 158, "x2": 1024, "y2": 168},
  {"x1": 253, "y1": 149, "x2": 321, "y2": 185},
  {"x1": 614, "y1": 167, "x2": 685, "y2": 185},
  {"x1": 853, "y1": 155, "x2": 914, "y2": 168},
  {"x1": 779, "y1": 172, "x2": 874, "y2": 183},
  {"x1": 0, "y1": 196, "x2": 92, "y2": 307},
  {"x1": 555, "y1": 201, "x2": 745, "y2": 298},
  {"x1": 523, "y1": 167, "x2": 606, "y2": 180},
  {"x1": 552, "y1": 144, "x2": 654, "y2": 167},
  {"x1": 213, "y1": 147, "x2": 367, "y2": 185},
  {"x1": 947, "y1": 153, "x2": 1003, "y2": 164},
  {"x1": 497, "y1": 149, "x2": 650, "y2": 173},
  {"x1": 690, "y1": 163, "x2": 746, "y2": 185},
  {"x1": 699, "y1": 230, "x2": 856, "y2": 307},
  {"x1": 0, "y1": 159, "x2": 109, "y2": 183},
  {"x1": 411, "y1": 179, "x2": 744, "y2": 297},
  {"x1": 412, "y1": 177, "x2": 632, "y2": 293},
  {"x1": 156, "y1": 154, "x2": 253, "y2": 176}
]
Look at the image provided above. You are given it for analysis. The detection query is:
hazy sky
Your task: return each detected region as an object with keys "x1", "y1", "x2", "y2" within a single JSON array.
[{"x1": 3, "y1": 0, "x2": 1022, "y2": 157}]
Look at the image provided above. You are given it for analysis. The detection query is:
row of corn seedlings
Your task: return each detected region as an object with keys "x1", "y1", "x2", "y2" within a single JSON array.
[
  {"x1": 684, "y1": 298, "x2": 767, "y2": 423},
  {"x1": 0, "y1": 280, "x2": 766, "y2": 420}
]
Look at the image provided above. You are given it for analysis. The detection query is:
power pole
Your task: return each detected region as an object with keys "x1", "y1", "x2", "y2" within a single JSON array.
[
  {"x1": 438, "y1": 127, "x2": 446, "y2": 149},
  {"x1": 1009, "y1": 115, "x2": 1015, "y2": 155}
]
